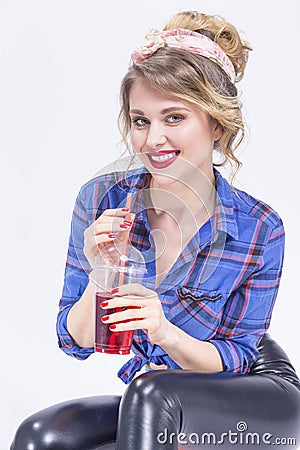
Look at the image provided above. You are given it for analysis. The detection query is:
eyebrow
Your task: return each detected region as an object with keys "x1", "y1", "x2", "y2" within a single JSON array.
[{"x1": 129, "y1": 106, "x2": 190, "y2": 115}]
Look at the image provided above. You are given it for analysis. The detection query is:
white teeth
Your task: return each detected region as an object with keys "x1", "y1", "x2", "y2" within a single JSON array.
[{"x1": 150, "y1": 152, "x2": 177, "y2": 162}]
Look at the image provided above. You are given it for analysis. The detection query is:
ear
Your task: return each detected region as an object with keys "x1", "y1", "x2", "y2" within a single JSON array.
[{"x1": 213, "y1": 121, "x2": 223, "y2": 142}]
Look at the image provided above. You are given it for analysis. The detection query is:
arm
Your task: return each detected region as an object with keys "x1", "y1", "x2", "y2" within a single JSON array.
[
  {"x1": 154, "y1": 322, "x2": 224, "y2": 372},
  {"x1": 57, "y1": 182, "x2": 135, "y2": 355},
  {"x1": 209, "y1": 216, "x2": 285, "y2": 373},
  {"x1": 66, "y1": 273, "x2": 95, "y2": 348},
  {"x1": 56, "y1": 185, "x2": 94, "y2": 359}
]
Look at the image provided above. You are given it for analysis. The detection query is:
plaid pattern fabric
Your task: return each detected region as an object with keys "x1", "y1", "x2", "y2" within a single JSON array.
[{"x1": 56, "y1": 168, "x2": 285, "y2": 384}]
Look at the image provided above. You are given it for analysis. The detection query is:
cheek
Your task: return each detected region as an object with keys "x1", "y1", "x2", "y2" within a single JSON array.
[
  {"x1": 130, "y1": 131, "x2": 144, "y2": 152},
  {"x1": 187, "y1": 124, "x2": 216, "y2": 148},
  {"x1": 176, "y1": 127, "x2": 206, "y2": 148}
]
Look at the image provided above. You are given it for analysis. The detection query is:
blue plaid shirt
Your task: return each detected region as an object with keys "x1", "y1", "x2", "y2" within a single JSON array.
[{"x1": 56, "y1": 167, "x2": 285, "y2": 384}]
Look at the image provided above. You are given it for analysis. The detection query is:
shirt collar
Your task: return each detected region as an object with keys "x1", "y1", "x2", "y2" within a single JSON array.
[{"x1": 213, "y1": 168, "x2": 239, "y2": 241}]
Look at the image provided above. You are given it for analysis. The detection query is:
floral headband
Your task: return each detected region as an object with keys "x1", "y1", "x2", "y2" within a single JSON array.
[{"x1": 131, "y1": 28, "x2": 236, "y2": 84}]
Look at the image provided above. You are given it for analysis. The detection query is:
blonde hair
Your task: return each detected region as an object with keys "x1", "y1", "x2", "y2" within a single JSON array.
[{"x1": 118, "y1": 11, "x2": 252, "y2": 184}]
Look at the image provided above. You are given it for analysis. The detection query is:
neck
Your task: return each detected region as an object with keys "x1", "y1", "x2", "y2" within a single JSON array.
[{"x1": 147, "y1": 167, "x2": 216, "y2": 222}]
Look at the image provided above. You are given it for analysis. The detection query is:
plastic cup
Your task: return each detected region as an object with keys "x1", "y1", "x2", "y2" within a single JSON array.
[
  {"x1": 95, "y1": 290, "x2": 134, "y2": 354},
  {"x1": 94, "y1": 243, "x2": 146, "y2": 355}
]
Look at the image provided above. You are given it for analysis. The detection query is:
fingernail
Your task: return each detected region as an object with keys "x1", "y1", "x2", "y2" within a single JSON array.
[
  {"x1": 111, "y1": 288, "x2": 119, "y2": 295},
  {"x1": 100, "y1": 301, "x2": 109, "y2": 308},
  {"x1": 101, "y1": 315, "x2": 109, "y2": 322},
  {"x1": 110, "y1": 324, "x2": 117, "y2": 330},
  {"x1": 122, "y1": 208, "x2": 129, "y2": 212},
  {"x1": 108, "y1": 234, "x2": 116, "y2": 239},
  {"x1": 123, "y1": 220, "x2": 132, "y2": 226},
  {"x1": 119, "y1": 224, "x2": 129, "y2": 229}
]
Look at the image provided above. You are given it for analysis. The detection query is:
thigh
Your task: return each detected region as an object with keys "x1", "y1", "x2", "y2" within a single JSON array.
[
  {"x1": 160, "y1": 371, "x2": 300, "y2": 449},
  {"x1": 117, "y1": 370, "x2": 300, "y2": 449},
  {"x1": 10, "y1": 395, "x2": 121, "y2": 450}
]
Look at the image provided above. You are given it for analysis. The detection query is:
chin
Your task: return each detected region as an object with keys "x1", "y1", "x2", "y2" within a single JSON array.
[{"x1": 151, "y1": 173, "x2": 178, "y2": 186}]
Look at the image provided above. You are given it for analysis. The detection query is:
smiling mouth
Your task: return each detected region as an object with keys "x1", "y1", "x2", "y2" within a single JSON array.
[{"x1": 148, "y1": 150, "x2": 180, "y2": 162}]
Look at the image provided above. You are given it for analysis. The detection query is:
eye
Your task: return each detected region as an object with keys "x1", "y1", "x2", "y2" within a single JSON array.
[
  {"x1": 130, "y1": 117, "x2": 149, "y2": 127},
  {"x1": 166, "y1": 114, "x2": 184, "y2": 124}
]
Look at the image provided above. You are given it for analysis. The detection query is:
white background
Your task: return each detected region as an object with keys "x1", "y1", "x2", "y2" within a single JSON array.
[{"x1": 1, "y1": 0, "x2": 299, "y2": 448}]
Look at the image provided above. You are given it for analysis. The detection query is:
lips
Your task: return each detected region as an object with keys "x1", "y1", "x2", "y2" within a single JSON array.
[{"x1": 147, "y1": 150, "x2": 180, "y2": 169}]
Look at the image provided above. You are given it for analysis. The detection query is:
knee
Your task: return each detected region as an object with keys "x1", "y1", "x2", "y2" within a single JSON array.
[
  {"x1": 272, "y1": 378, "x2": 300, "y2": 438},
  {"x1": 117, "y1": 371, "x2": 183, "y2": 439},
  {"x1": 10, "y1": 412, "x2": 53, "y2": 450},
  {"x1": 10, "y1": 404, "x2": 75, "y2": 450},
  {"x1": 121, "y1": 371, "x2": 181, "y2": 414}
]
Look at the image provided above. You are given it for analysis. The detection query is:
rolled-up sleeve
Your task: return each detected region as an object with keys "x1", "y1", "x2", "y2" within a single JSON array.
[
  {"x1": 210, "y1": 217, "x2": 285, "y2": 373},
  {"x1": 56, "y1": 186, "x2": 94, "y2": 360}
]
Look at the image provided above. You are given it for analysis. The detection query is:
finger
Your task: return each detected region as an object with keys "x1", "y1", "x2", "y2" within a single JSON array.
[
  {"x1": 93, "y1": 233, "x2": 118, "y2": 244},
  {"x1": 101, "y1": 208, "x2": 135, "y2": 218},
  {"x1": 93, "y1": 217, "x2": 135, "y2": 234},
  {"x1": 102, "y1": 306, "x2": 146, "y2": 324},
  {"x1": 93, "y1": 222, "x2": 127, "y2": 234},
  {"x1": 101, "y1": 295, "x2": 147, "y2": 310},
  {"x1": 100, "y1": 212, "x2": 135, "y2": 229},
  {"x1": 109, "y1": 318, "x2": 151, "y2": 333},
  {"x1": 126, "y1": 212, "x2": 135, "y2": 223},
  {"x1": 112, "y1": 283, "x2": 155, "y2": 297}
]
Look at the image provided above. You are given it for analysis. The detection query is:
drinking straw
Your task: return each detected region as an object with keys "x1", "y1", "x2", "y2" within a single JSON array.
[{"x1": 118, "y1": 193, "x2": 132, "y2": 286}]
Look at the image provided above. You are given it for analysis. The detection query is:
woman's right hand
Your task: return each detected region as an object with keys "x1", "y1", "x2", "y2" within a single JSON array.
[{"x1": 83, "y1": 208, "x2": 135, "y2": 268}]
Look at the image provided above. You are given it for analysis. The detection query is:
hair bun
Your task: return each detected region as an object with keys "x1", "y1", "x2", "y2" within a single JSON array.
[{"x1": 163, "y1": 11, "x2": 252, "y2": 82}]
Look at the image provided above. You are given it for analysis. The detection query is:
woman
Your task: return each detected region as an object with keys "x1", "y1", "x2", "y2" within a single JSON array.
[{"x1": 11, "y1": 10, "x2": 300, "y2": 450}]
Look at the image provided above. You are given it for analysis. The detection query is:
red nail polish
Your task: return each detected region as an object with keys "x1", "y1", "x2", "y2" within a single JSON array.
[
  {"x1": 108, "y1": 234, "x2": 116, "y2": 239},
  {"x1": 119, "y1": 224, "x2": 129, "y2": 229},
  {"x1": 111, "y1": 288, "x2": 119, "y2": 295},
  {"x1": 110, "y1": 324, "x2": 117, "y2": 330},
  {"x1": 100, "y1": 301, "x2": 109, "y2": 308},
  {"x1": 122, "y1": 208, "x2": 129, "y2": 212},
  {"x1": 123, "y1": 220, "x2": 132, "y2": 226},
  {"x1": 101, "y1": 315, "x2": 109, "y2": 322}
]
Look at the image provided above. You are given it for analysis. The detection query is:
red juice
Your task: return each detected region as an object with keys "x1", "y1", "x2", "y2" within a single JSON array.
[{"x1": 95, "y1": 291, "x2": 134, "y2": 354}]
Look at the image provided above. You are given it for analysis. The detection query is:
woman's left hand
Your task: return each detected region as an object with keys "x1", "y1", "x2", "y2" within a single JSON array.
[{"x1": 100, "y1": 283, "x2": 170, "y2": 345}]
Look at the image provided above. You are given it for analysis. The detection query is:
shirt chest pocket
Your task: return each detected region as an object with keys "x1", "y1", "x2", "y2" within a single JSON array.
[{"x1": 167, "y1": 286, "x2": 227, "y2": 339}]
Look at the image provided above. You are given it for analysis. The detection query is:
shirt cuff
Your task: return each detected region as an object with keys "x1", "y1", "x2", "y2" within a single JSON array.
[
  {"x1": 209, "y1": 338, "x2": 258, "y2": 374},
  {"x1": 56, "y1": 304, "x2": 94, "y2": 360}
]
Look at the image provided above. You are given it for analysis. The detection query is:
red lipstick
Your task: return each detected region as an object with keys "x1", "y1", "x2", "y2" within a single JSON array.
[{"x1": 147, "y1": 150, "x2": 180, "y2": 169}]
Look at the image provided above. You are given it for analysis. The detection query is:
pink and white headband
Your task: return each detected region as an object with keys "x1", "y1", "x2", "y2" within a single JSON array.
[{"x1": 131, "y1": 28, "x2": 236, "y2": 84}]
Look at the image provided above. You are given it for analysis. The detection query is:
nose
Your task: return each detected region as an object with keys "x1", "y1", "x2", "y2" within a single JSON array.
[{"x1": 145, "y1": 122, "x2": 167, "y2": 149}]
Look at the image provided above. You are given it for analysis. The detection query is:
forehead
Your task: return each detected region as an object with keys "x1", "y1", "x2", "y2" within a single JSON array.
[{"x1": 129, "y1": 78, "x2": 187, "y2": 109}]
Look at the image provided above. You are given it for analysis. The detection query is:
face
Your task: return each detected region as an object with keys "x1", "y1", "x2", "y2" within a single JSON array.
[{"x1": 129, "y1": 78, "x2": 222, "y2": 188}]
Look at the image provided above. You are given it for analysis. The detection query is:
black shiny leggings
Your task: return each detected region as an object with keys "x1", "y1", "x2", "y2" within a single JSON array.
[{"x1": 10, "y1": 336, "x2": 300, "y2": 450}]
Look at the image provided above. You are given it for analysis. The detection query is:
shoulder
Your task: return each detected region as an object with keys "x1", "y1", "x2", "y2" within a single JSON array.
[
  {"x1": 232, "y1": 187, "x2": 283, "y2": 231},
  {"x1": 78, "y1": 171, "x2": 120, "y2": 201},
  {"x1": 215, "y1": 169, "x2": 284, "y2": 239},
  {"x1": 230, "y1": 187, "x2": 284, "y2": 250}
]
